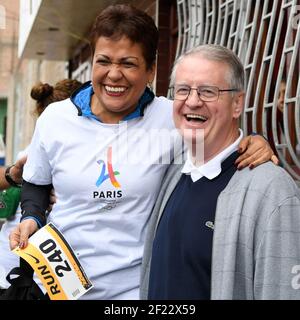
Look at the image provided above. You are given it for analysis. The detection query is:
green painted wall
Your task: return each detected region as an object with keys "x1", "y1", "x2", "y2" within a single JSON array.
[
  {"x1": 0, "y1": 99, "x2": 7, "y2": 139},
  {"x1": 0, "y1": 99, "x2": 7, "y2": 164}
]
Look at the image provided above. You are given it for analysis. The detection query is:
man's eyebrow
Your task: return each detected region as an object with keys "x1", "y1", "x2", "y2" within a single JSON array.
[
  {"x1": 175, "y1": 83, "x2": 219, "y2": 87},
  {"x1": 175, "y1": 83, "x2": 189, "y2": 86}
]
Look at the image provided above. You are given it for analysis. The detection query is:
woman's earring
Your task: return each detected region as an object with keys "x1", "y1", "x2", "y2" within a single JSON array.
[{"x1": 148, "y1": 81, "x2": 153, "y2": 91}]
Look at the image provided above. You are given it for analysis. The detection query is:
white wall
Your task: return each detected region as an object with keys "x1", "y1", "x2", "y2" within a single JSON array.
[
  {"x1": 0, "y1": 4, "x2": 6, "y2": 30},
  {"x1": 18, "y1": 0, "x2": 42, "y2": 58}
]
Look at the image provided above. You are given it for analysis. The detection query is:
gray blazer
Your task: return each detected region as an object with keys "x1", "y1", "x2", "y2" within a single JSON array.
[{"x1": 140, "y1": 162, "x2": 300, "y2": 299}]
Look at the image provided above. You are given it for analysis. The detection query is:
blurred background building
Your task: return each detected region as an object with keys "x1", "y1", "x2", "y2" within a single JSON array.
[{"x1": 0, "y1": 0, "x2": 299, "y2": 185}]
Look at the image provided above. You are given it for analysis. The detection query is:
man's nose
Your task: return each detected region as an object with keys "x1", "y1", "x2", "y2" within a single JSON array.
[{"x1": 185, "y1": 89, "x2": 203, "y2": 108}]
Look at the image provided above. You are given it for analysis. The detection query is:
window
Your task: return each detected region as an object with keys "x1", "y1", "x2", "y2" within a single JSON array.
[{"x1": 174, "y1": 0, "x2": 300, "y2": 182}]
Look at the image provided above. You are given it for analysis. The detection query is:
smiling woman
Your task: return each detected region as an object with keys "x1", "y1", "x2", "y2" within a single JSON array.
[
  {"x1": 9, "y1": 4, "x2": 277, "y2": 300},
  {"x1": 91, "y1": 36, "x2": 155, "y2": 123},
  {"x1": 11, "y1": 4, "x2": 175, "y2": 300}
]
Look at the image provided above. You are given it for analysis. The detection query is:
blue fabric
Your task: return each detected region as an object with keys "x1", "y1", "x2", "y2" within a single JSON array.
[
  {"x1": 123, "y1": 87, "x2": 154, "y2": 120},
  {"x1": 71, "y1": 81, "x2": 154, "y2": 122},
  {"x1": 20, "y1": 215, "x2": 43, "y2": 229},
  {"x1": 148, "y1": 152, "x2": 239, "y2": 300},
  {"x1": 72, "y1": 83, "x2": 98, "y2": 121}
]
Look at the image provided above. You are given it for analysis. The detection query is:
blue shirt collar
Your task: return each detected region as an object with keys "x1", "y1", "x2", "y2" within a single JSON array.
[{"x1": 71, "y1": 81, "x2": 154, "y2": 122}]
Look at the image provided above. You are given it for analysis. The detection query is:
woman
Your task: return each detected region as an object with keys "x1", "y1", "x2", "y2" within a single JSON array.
[
  {"x1": 0, "y1": 79, "x2": 82, "y2": 292},
  {"x1": 10, "y1": 5, "x2": 275, "y2": 300}
]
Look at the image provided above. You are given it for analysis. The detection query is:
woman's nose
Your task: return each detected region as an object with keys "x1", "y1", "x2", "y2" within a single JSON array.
[{"x1": 107, "y1": 64, "x2": 123, "y2": 80}]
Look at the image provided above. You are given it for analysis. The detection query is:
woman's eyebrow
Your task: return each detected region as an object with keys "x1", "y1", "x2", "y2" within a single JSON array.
[
  {"x1": 95, "y1": 54, "x2": 110, "y2": 59},
  {"x1": 119, "y1": 56, "x2": 139, "y2": 61},
  {"x1": 95, "y1": 54, "x2": 139, "y2": 61}
]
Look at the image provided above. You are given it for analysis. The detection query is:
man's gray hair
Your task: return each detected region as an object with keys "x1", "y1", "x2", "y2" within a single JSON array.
[{"x1": 170, "y1": 44, "x2": 245, "y2": 91}]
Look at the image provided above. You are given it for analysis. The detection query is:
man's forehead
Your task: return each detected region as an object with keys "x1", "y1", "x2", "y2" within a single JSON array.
[
  {"x1": 179, "y1": 54, "x2": 228, "y2": 67},
  {"x1": 175, "y1": 56, "x2": 229, "y2": 83}
]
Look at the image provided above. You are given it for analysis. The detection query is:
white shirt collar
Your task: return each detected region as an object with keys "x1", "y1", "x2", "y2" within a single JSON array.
[{"x1": 181, "y1": 129, "x2": 243, "y2": 182}]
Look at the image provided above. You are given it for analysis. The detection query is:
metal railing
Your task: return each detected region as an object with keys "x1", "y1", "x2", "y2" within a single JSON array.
[{"x1": 175, "y1": 0, "x2": 300, "y2": 184}]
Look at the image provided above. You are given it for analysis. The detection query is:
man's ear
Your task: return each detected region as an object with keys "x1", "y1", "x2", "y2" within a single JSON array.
[{"x1": 233, "y1": 91, "x2": 245, "y2": 119}]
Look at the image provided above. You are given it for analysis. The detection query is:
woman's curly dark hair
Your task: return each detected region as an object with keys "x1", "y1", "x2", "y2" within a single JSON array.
[{"x1": 30, "y1": 79, "x2": 82, "y2": 116}]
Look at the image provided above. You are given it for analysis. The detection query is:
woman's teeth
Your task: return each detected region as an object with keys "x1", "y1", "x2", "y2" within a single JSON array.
[{"x1": 105, "y1": 86, "x2": 126, "y2": 93}]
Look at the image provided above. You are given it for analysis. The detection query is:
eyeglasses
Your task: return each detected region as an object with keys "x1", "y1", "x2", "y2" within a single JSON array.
[{"x1": 169, "y1": 85, "x2": 239, "y2": 102}]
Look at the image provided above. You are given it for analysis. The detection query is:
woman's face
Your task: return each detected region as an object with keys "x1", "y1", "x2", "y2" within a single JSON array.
[
  {"x1": 277, "y1": 81, "x2": 286, "y2": 113},
  {"x1": 91, "y1": 36, "x2": 156, "y2": 123}
]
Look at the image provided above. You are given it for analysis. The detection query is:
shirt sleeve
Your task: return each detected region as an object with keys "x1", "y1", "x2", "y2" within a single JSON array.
[{"x1": 22, "y1": 116, "x2": 52, "y2": 185}]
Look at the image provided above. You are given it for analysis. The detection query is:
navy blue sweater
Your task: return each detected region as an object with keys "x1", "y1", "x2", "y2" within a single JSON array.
[{"x1": 148, "y1": 152, "x2": 238, "y2": 300}]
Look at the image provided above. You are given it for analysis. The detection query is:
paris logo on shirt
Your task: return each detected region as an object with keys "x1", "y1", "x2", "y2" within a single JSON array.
[{"x1": 96, "y1": 146, "x2": 121, "y2": 188}]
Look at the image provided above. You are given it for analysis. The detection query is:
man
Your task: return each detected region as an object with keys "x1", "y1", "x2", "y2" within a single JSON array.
[{"x1": 141, "y1": 45, "x2": 300, "y2": 300}]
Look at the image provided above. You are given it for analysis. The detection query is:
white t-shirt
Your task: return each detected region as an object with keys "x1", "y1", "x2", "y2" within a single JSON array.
[{"x1": 23, "y1": 96, "x2": 178, "y2": 299}]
